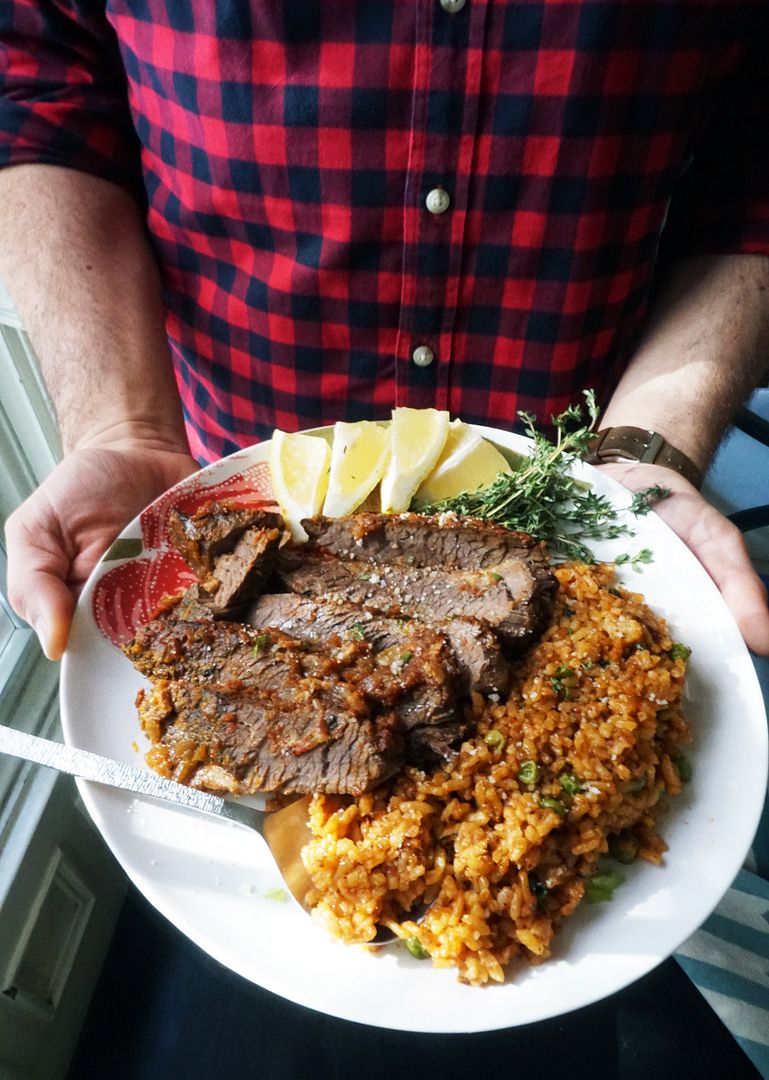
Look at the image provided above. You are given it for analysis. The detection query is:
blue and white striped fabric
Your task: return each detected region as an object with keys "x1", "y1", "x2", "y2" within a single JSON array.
[
  {"x1": 676, "y1": 867, "x2": 769, "y2": 1076},
  {"x1": 677, "y1": 404, "x2": 769, "y2": 1079}
]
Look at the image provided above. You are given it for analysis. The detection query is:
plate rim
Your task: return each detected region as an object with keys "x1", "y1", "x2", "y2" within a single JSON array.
[{"x1": 59, "y1": 422, "x2": 769, "y2": 1032}]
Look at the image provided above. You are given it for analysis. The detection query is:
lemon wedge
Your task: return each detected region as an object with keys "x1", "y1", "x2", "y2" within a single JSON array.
[
  {"x1": 380, "y1": 407, "x2": 450, "y2": 513},
  {"x1": 323, "y1": 421, "x2": 391, "y2": 517},
  {"x1": 270, "y1": 429, "x2": 331, "y2": 540},
  {"x1": 414, "y1": 419, "x2": 512, "y2": 506}
]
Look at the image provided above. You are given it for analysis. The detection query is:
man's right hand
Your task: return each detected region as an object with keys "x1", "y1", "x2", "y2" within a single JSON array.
[{"x1": 5, "y1": 439, "x2": 199, "y2": 660}]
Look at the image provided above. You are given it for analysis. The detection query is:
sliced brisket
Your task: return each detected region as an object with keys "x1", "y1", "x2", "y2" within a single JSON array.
[
  {"x1": 278, "y1": 549, "x2": 555, "y2": 650},
  {"x1": 246, "y1": 594, "x2": 467, "y2": 756},
  {"x1": 168, "y1": 501, "x2": 283, "y2": 577},
  {"x1": 302, "y1": 512, "x2": 548, "y2": 570},
  {"x1": 124, "y1": 615, "x2": 464, "y2": 793},
  {"x1": 166, "y1": 500, "x2": 284, "y2": 617},
  {"x1": 248, "y1": 593, "x2": 508, "y2": 696}
]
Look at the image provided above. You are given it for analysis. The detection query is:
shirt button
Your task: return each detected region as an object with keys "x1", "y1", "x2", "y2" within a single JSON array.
[
  {"x1": 412, "y1": 345, "x2": 435, "y2": 368},
  {"x1": 425, "y1": 187, "x2": 451, "y2": 215},
  {"x1": 440, "y1": 0, "x2": 466, "y2": 11}
]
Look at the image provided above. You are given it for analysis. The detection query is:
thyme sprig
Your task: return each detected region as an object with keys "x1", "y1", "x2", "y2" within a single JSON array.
[{"x1": 420, "y1": 390, "x2": 633, "y2": 561}]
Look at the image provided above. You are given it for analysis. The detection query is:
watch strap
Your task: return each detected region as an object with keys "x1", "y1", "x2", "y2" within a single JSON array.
[{"x1": 586, "y1": 426, "x2": 703, "y2": 489}]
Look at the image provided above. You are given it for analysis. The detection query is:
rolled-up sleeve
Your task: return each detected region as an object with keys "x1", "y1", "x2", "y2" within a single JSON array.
[
  {"x1": 0, "y1": 0, "x2": 142, "y2": 193},
  {"x1": 661, "y1": 28, "x2": 769, "y2": 262}
]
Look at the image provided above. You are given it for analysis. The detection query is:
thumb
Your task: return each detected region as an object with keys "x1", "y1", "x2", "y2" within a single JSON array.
[
  {"x1": 24, "y1": 570, "x2": 76, "y2": 661},
  {"x1": 6, "y1": 513, "x2": 76, "y2": 661}
]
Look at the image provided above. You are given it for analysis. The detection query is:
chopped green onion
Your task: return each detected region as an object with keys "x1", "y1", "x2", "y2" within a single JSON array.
[
  {"x1": 585, "y1": 870, "x2": 624, "y2": 903},
  {"x1": 399, "y1": 650, "x2": 413, "y2": 664},
  {"x1": 528, "y1": 873, "x2": 549, "y2": 904},
  {"x1": 262, "y1": 887, "x2": 288, "y2": 903},
  {"x1": 252, "y1": 633, "x2": 271, "y2": 658},
  {"x1": 540, "y1": 796, "x2": 566, "y2": 816},
  {"x1": 559, "y1": 771, "x2": 582, "y2": 796},
  {"x1": 405, "y1": 937, "x2": 430, "y2": 960},
  {"x1": 669, "y1": 642, "x2": 692, "y2": 661},
  {"x1": 348, "y1": 623, "x2": 366, "y2": 641},
  {"x1": 484, "y1": 729, "x2": 506, "y2": 751},
  {"x1": 518, "y1": 760, "x2": 540, "y2": 785},
  {"x1": 675, "y1": 754, "x2": 693, "y2": 783},
  {"x1": 608, "y1": 833, "x2": 639, "y2": 864}
]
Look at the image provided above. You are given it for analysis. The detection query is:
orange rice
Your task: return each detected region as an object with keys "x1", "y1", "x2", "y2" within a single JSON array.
[{"x1": 303, "y1": 562, "x2": 691, "y2": 985}]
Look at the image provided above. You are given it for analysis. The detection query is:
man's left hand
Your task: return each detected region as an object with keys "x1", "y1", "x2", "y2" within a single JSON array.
[{"x1": 596, "y1": 462, "x2": 769, "y2": 657}]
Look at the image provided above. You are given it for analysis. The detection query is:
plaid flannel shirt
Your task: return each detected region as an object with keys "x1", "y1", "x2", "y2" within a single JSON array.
[{"x1": 1, "y1": 1, "x2": 769, "y2": 462}]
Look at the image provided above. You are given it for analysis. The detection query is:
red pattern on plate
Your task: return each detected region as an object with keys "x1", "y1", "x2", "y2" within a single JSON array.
[{"x1": 93, "y1": 461, "x2": 277, "y2": 646}]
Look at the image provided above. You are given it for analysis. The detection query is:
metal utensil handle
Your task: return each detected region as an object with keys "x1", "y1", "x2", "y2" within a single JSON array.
[{"x1": 0, "y1": 723, "x2": 258, "y2": 828}]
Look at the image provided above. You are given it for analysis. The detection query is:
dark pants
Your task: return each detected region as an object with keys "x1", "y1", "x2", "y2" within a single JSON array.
[{"x1": 69, "y1": 888, "x2": 761, "y2": 1080}]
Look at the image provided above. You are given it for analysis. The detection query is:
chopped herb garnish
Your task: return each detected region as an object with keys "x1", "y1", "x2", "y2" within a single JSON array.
[
  {"x1": 405, "y1": 937, "x2": 430, "y2": 960},
  {"x1": 608, "y1": 587, "x2": 623, "y2": 597},
  {"x1": 629, "y1": 485, "x2": 671, "y2": 515},
  {"x1": 675, "y1": 754, "x2": 693, "y2": 783},
  {"x1": 550, "y1": 665, "x2": 576, "y2": 699},
  {"x1": 419, "y1": 390, "x2": 634, "y2": 561},
  {"x1": 669, "y1": 642, "x2": 692, "y2": 662},
  {"x1": 262, "y1": 887, "x2": 288, "y2": 903},
  {"x1": 540, "y1": 796, "x2": 566, "y2": 816},
  {"x1": 559, "y1": 771, "x2": 582, "y2": 796},
  {"x1": 581, "y1": 659, "x2": 593, "y2": 671},
  {"x1": 624, "y1": 777, "x2": 647, "y2": 794},
  {"x1": 585, "y1": 870, "x2": 624, "y2": 903},
  {"x1": 399, "y1": 650, "x2": 413, "y2": 665},
  {"x1": 252, "y1": 633, "x2": 271, "y2": 658},
  {"x1": 517, "y1": 760, "x2": 540, "y2": 785},
  {"x1": 614, "y1": 547, "x2": 654, "y2": 571},
  {"x1": 484, "y1": 729, "x2": 506, "y2": 751},
  {"x1": 528, "y1": 873, "x2": 549, "y2": 906},
  {"x1": 359, "y1": 572, "x2": 371, "y2": 581},
  {"x1": 348, "y1": 623, "x2": 366, "y2": 641}
]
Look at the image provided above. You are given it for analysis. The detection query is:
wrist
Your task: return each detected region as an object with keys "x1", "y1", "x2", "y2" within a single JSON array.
[{"x1": 69, "y1": 418, "x2": 192, "y2": 457}]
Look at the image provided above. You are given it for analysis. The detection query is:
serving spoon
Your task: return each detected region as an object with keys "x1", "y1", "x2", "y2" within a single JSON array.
[{"x1": 0, "y1": 724, "x2": 423, "y2": 944}]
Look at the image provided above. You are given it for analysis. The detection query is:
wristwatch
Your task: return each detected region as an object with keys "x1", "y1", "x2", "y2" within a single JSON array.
[{"x1": 585, "y1": 426, "x2": 703, "y2": 489}]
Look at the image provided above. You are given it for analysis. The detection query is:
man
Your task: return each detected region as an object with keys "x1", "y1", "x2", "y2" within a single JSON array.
[
  {"x1": 3, "y1": 6, "x2": 769, "y2": 1074},
  {"x1": 1, "y1": 1, "x2": 768, "y2": 665}
]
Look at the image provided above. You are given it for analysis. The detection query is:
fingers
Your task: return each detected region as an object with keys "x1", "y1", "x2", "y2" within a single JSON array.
[
  {"x1": 693, "y1": 524, "x2": 769, "y2": 657},
  {"x1": 595, "y1": 462, "x2": 769, "y2": 656}
]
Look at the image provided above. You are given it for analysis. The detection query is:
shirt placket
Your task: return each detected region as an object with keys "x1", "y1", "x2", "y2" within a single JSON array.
[{"x1": 395, "y1": 0, "x2": 489, "y2": 409}]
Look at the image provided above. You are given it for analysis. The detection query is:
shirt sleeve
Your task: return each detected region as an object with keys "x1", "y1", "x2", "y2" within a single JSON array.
[
  {"x1": 660, "y1": 30, "x2": 769, "y2": 263},
  {"x1": 0, "y1": 0, "x2": 143, "y2": 194}
]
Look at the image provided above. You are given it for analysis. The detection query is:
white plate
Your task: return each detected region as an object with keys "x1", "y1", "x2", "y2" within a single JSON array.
[{"x1": 59, "y1": 425, "x2": 768, "y2": 1032}]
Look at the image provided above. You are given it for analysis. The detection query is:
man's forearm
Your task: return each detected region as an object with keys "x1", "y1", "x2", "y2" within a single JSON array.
[
  {"x1": 0, "y1": 164, "x2": 188, "y2": 455},
  {"x1": 602, "y1": 254, "x2": 769, "y2": 475}
]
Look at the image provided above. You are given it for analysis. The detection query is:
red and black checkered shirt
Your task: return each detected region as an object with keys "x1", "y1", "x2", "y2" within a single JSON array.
[{"x1": 2, "y1": 2, "x2": 769, "y2": 462}]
